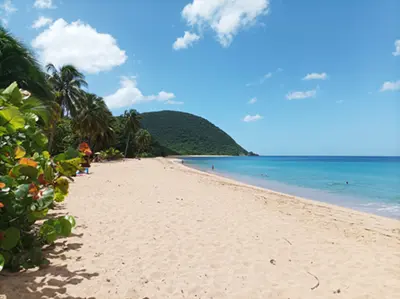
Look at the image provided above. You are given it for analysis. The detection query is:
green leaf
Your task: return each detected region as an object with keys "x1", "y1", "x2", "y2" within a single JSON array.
[
  {"x1": 20, "y1": 97, "x2": 50, "y2": 125},
  {"x1": 32, "y1": 132, "x2": 48, "y2": 148},
  {"x1": 2, "y1": 82, "x2": 22, "y2": 106},
  {"x1": 0, "y1": 107, "x2": 25, "y2": 134},
  {"x1": 0, "y1": 253, "x2": 4, "y2": 271},
  {"x1": 58, "y1": 218, "x2": 72, "y2": 237},
  {"x1": 54, "y1": 177, "x2": 69, "y2": 202},
  {"x1": 28, "y1": 208, "x2": 48, "y2": 222},
  {"x1": 53, "y1": 153, "x2": 67, "y2": 163},
  {"x1": 64, "y1": 215, "x2": 76, "y2": 228},
  {"x1": 14, "y1": 184, "x2": 29, "y2": 199},
  {"x1": 36, "y1": 188, "x2": 54, "y2": 211},
  {"x1": 65, "y1": 147, "x2": 81, "y2": 159},
  {"x1": 58, "y1": 158, "x2": 83, "y2": 176},
  {"x1": 0, "y1": 227, "x2": 20, "y2": 250},
  {"x1": 42, "y1": 151, "x2": 50, "y2": 160},
  {"x1": 44, "y1": 164, "x2": 54, "y2": 182},
  {"x1": 39, "y1": 222, "x2": 57, "y2": 243},
  {"x1": 0, "y1": 251, "x2": 11, "y2": 268},
  {"x1": 19, "y1": 165, "x2": 39, "y2": 179}
]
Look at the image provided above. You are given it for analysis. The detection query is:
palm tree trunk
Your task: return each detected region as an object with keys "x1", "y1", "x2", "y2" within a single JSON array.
[
  {"x1": 48, "y1": 120, "x2": 56, "y2": 154},
  {"x1": 124, "y1": 133, "x2": 130, "y2": 158}
]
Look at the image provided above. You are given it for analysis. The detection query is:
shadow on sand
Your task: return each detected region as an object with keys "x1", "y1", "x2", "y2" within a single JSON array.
[{"x1": 0, "y1": 240, "x2": 98, "y2": 299}]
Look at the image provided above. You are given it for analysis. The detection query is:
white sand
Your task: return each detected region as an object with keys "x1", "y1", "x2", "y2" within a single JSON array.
[{"x1": 1, "y1": 158, "x2": 399, "y2": 299}]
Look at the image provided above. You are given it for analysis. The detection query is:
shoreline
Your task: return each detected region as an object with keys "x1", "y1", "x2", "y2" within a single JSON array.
[
  {"x1": 172, "y1": 158, "x2": 400, "y2": 222},
  {"x1": 1, "y1": 158, "x2": 399, "y2": 298},
  {"x1": 178, "y1": 157, "x2": 400, "y2": 220}
]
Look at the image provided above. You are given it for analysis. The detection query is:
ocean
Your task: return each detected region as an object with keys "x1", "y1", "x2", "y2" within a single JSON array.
[{"x1": 182, "y1": 156, "x2": 400, "y2": 219}]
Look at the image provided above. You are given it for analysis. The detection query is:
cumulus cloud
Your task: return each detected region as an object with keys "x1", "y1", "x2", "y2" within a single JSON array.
[
  {"x1": 34, "y1": 0, "x2": 54, "y2": 9},
  {"x1": 248, "y1": 97, "x2": 257, "y2": 104},
  {"x1": 243, "y1": 114, "x2": 263, "y2": 122},
  {"x1": 173, "y1": 31, "x2": 200, "y2": 50},
  {"x1": 32, "y1": 19, "x2": 127, "y2": 74},
  {"x1": 0, "y1": 0, "x2": 17, "y2": 26},
  {"x1": 176, "y1": 0, "x2": 269, "y2": 48},
  {"x1": 393, "y1": 40, "x2": 400, "y2": 56},
  {"x1": 286, "y1": 89, "x2": 317, "y2": 100},
  {"x1": 104, "y1": 77, "x2": 178, "y2": 109},
  {"x1": 302, "y1": 72, "x2": 327, "y2": 80},
  {"x1": 32, "y1": 16, "x2": 52, "y2": 29},
  {"x1": 380, "y1": 80, "x2": 400, "y2": 92}
]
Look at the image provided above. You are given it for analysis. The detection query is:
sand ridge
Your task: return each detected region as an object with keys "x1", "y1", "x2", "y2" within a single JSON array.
[{"x1": 0, "y1": 158, "x2": 399, "y2": 299}]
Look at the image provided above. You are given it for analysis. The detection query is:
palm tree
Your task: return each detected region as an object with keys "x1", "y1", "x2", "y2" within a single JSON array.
[
  {"x1": 123, "y1": 109, "x2": 142, "y2": 157},
  {"x1": 46, "y1": 64, "x2": 87, "y2": 117},
  {"x1": 135, "y1": 129, "x2": 152, "y2": 154},
  {"x1": 0, "y1": 27, "x2": 51, "y2": 100},
  {"x1": 73, "y1": 92, "x2": 115, "y2": 150}
]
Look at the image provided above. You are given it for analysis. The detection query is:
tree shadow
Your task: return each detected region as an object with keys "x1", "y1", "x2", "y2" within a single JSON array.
[
  {"x1": 0, "y1": 241, "x2": 98, "y2": 299},
  {"x1": 0, "y1": 265, "x2": 98, "y2": 299}
]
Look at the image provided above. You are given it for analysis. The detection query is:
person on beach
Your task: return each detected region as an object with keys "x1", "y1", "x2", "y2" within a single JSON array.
[{"x1": 212, "y1": 165, "x2": 214, "y2": 170}]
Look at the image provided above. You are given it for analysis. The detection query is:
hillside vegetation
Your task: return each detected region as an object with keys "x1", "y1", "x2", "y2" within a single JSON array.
[{"x1": 141, "y1": 111, "x2": 248, "y2": 156}]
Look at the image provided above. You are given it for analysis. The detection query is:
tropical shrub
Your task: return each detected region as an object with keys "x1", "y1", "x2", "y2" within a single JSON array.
[
  {"x1": 96, "y1": 148, "x2": 124, "y2": 161},
  {"x1": 0, "y1": 83, "x2": 80, "y2": 272}
]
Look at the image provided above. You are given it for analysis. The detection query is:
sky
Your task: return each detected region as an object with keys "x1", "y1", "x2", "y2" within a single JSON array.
[{"x1": 1, "y1": 0, "x2": 399, "y2": 156}]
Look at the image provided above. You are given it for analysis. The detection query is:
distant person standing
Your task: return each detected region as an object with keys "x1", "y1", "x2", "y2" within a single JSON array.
[{"x1": 212, "y1": 165, "x2": 214, "y2": 171}]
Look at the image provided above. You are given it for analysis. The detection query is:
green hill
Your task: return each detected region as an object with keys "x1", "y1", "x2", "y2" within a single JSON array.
[{"x1": 141, "y1": 111, "x2": 248, "y2": 156}]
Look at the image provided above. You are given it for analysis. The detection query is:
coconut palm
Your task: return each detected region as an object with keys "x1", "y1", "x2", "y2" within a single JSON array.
[
  {"x1": 46, "y1": 64, "x2": 87, "y2": 117},
  {"x1": 0, "y1": 27, "x2": 51, "y2": 100},
  {"x1": 123, "y1": 109, "x2": 142, "y2": 157},
  {"x1": 73, "y1": 93, "x2": 115, "y2": 150},
  {"x1": 135, "y1": 129, "x2": 152, "y2": 154}
]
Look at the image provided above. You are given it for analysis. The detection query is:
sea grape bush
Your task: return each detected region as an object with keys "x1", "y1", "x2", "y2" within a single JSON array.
[
  {"x1": 0, "y1": 82, "x2": 81, "y2": 272},
  {"x1": 96, "y1": 147, "x2": 124, "y2": 161}
]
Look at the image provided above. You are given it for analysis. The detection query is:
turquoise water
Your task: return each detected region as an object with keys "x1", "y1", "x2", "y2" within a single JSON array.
[{"x1": 183, "y1": 156, "x2": 400, "y2": 219}]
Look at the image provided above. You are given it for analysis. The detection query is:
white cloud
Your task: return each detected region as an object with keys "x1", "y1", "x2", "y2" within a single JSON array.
[
  {"x1": 393, "y1": 40, "x2": 400, "y2": 56},
  {"x1": 243, "y1": 114, "x2": 263, "y2": 122},
  {"x1": 336, "y1": 100, "x2": 344, "y2": 104},
  {"x1": 380, "y1": 80, "x2": 400, "y2": 92},
  {"x1": 303, "y1": 72, "x2": 327, "y2": 80},
  {"x1": 32, "y1": 19, "x2": 127, "y2": 74},
  {"x1": 248, "y1": 97, "x2": 257, "y2": 104},
  {"x1": 32, "y1": 16, "x2": 52, "y2": 29},
  {"x1": 0, "y1": 0, "x2": 17, "y2": 26},
  {"x1": 34, "y1": 0, "x2": 54, "y2": 9},
  {"x1": 165, "y1": 100, "x2": 184, "y2": 105},
  {"x1": 246, "y1": 72, "x2": 272, "y2": 86},
  {"x1": 286, "y1": 89, "x2": 317, "y2": 100},
  {"x1": 104, "y1": 77, "x2": 178, "y2": 109},
  {"x1": 178, "y1": 0, "x2": 269, "y2": 48},
  {"x1": 173, "y1": 31, "x2": 200, "y2": 50}
]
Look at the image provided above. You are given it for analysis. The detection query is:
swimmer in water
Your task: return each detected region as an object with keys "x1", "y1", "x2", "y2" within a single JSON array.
[
  {"x1": 346, "y1": 181, "x2": 348, "y2": 185},
  {"x1": 212, "y1": 165, "x2": 214, "y2": 170}
]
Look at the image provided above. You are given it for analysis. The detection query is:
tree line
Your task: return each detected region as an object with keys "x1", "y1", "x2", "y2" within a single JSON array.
[{"x1": 0, "y1": 27, "x2": 152, "y2": 159}]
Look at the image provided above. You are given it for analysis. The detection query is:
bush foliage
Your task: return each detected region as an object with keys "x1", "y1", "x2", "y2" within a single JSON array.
[{"x1": 0, "y1": 83, "x2": 79, "y2": 272}]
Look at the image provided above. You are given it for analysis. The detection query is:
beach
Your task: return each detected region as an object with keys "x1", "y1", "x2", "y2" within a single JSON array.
[{"x1": 1, "y1": 158, "x2": 399, "y2": 298}]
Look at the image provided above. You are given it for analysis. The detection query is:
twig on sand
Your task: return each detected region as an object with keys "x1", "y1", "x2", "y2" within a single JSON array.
[
  {"x1": 307, "y1": 271, "x2": 320, "y2": 290},
  {"x1": 283, "y1": 238, "x2": 292, "y2": 245}
]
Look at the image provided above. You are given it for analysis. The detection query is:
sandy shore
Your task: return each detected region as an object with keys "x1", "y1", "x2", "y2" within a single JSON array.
[{"x1": 1, "y1": 158, "x2": 399, "y2": 299}]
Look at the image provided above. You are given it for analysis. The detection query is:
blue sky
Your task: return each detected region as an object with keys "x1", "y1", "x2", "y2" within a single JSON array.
[{"x1": 1, "y1": 0, "x2": 399, "y2": 155}]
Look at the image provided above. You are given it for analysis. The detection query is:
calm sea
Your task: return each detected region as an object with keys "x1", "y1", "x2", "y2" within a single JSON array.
[{"x1": 182, "y1": 156, "x2": 400, "y2": 219}]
